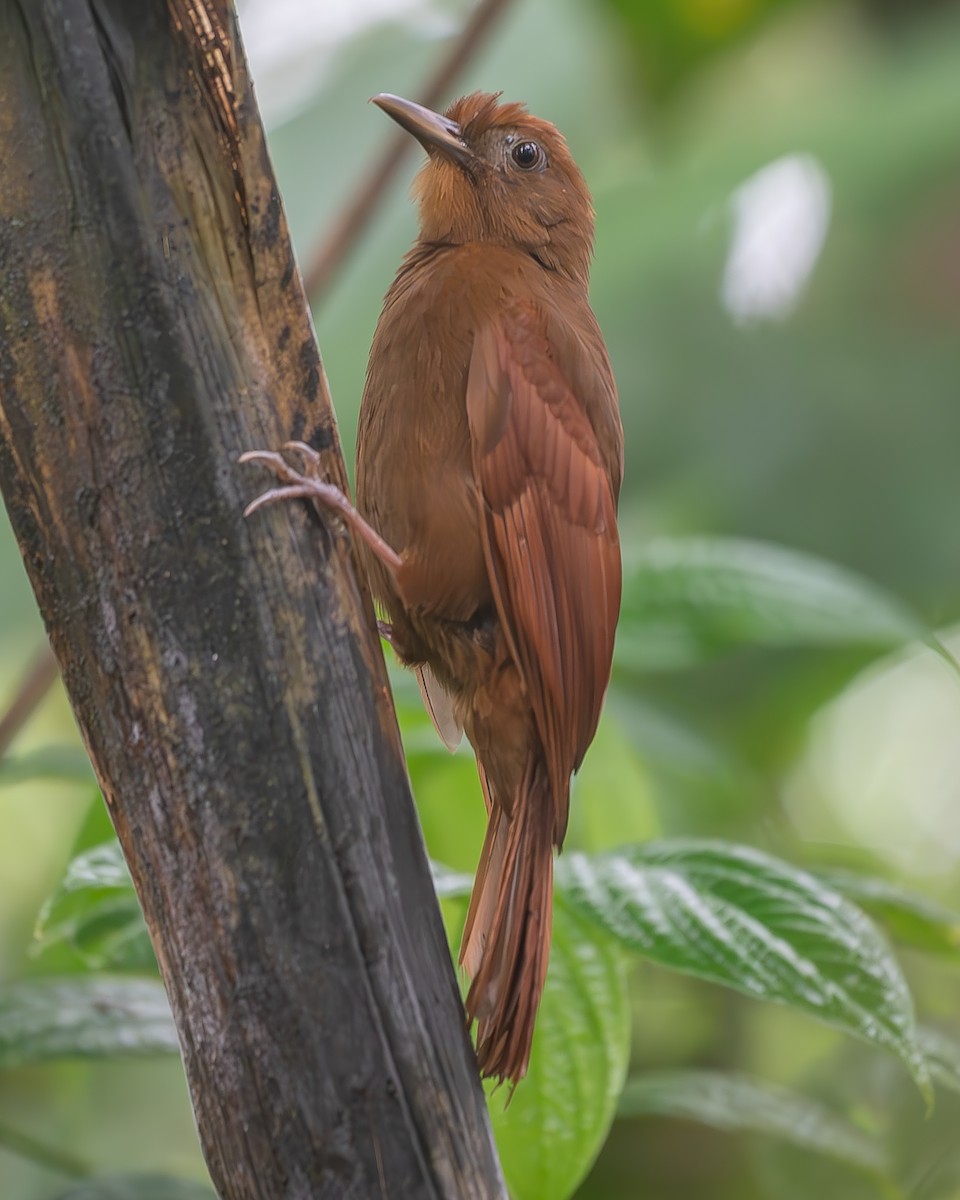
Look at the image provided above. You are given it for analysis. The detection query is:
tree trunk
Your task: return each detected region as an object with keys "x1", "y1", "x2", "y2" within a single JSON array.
[{"x1": 0, "y1": 1, "x2": 505, "y2": 1197}]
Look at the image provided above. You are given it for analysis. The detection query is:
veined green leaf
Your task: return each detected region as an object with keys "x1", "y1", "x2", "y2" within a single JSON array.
[
  {"x1": 618, "y1": 1070, "x2": 886, "y2": 1173},
  {"x1": 0, "y1": 977, "x2": 177, "y2": 1066},
  {"x1": 32, "y1": 842, "x2": 155, "y2": 973},
  {"x1": 817, "y1": 869, "x2": 960, "y2": 962},
  {"x1": 616, "y1": 536, "x2": 926, "y2": 672},
  {"x1": 558, "y1": 840, "x2": 929, "y2": 1095},
  {"x1": 919, "y1": 1027, "x2": 960, "y2": 1096},
  {"x1": 489, "y1": 903, "x2": 630, "y2": 1200}
]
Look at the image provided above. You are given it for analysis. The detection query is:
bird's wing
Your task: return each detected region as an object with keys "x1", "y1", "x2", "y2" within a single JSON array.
[{"x1": 466, "y1": 301, "x2": 621, "y2": 841}]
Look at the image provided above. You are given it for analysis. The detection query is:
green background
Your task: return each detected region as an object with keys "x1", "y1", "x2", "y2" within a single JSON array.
[{"x1": 2, "y1": 0, "x2": 960, "y2": 1196}]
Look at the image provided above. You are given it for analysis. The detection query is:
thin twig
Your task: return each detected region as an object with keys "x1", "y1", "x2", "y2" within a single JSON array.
[
  {"x1": 0, "y1": 643, "x2": 59, "y2": 759},
  {"x1": 303, "y1": 0, "x2": 515, "y2": 304}
]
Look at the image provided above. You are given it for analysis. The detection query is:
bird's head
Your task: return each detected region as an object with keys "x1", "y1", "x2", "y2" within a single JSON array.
[{"x1": 373, "y1": 91, "x2": 594, "y2": 285}]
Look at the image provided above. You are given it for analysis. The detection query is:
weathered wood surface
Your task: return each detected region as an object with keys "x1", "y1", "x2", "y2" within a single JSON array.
[{"x1": 0, "y1": 1, "x2": 505, "y2": 1196}]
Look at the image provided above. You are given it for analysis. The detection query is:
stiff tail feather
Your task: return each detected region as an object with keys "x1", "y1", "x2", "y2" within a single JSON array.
[{"x1": 459, "y1": 760, "x2": 554, "y2": 1083}]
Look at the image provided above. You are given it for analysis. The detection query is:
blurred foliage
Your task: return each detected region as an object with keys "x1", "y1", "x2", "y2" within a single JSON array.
[
  {"x1": 618, "y1": 1069, "x2": 887, "y2": 1173},
  {"x1": 600, "y1": 0, "x2": 808, "y2": 101},
  {"x1": 53, "y1": 1180, "x2": 215, "y2": 1200},
  {"x1": 3, "y1": 0, "x2": 960, "y2": 1196}
]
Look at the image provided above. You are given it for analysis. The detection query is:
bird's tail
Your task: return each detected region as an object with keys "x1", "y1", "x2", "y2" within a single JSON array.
[{"x1": 459, "y1": 759, "x2": 554, "y2": 1084}]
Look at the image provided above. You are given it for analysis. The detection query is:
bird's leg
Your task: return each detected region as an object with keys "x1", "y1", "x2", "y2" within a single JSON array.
[{"x1": 239, "y1": 441, "x2": 403, "y2": 578}]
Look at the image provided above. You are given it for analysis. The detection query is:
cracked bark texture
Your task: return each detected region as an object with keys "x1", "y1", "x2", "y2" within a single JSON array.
[{"x1": 0, "y1": 1, "x2": 505, "y2": 1197}]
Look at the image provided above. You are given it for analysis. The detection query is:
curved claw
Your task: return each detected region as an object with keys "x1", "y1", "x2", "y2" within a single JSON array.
[
  {"x1": 238, "y1": 449, "x2": 287, "y2": 468},
  {"x1": 238, "y1": 448, "x2": 305, "y2": 487},
  {"x1": 239, "y1": 446, "x2": 325, "y2": 498},
  {"x1": 283, "y1": 440, "x2": 323, "y2": 470},
  {"x1": 240, "y1": 447, "x2": 326, "y2": 517},
  {"x1": 240, "y1": 446, "x2": 327, "y2": 492},
  {"x1": 242, "y1": 484, "x2": 321, "y2": 518}
]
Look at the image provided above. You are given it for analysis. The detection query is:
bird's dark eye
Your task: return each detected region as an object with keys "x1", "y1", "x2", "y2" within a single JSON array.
[{"x1": 511, "y1": 140, "x2": 544, "y2": 171}]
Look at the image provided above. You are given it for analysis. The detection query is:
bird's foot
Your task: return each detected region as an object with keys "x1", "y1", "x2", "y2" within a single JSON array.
[
  {"x1": 240, "y1": 442, "x2": 403, "y2": 575},
  {"x1": 239, "y1": 441, "x2": 337, "y2": 518}
]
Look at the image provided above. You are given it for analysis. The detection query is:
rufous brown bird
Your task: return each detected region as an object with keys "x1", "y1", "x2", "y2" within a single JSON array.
[{"x1": 243, "y1": 91, "x2": 623, "y2": 1083}]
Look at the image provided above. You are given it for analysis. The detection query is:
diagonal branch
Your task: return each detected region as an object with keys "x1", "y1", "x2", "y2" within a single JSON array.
[{"x1": 0, "y1": 645, "x2": 59, "y2": 759}]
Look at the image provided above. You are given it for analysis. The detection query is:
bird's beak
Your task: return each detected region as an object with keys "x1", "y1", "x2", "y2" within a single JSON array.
[{"x1": 372, "y1": 94, "x2": 473, "y2": 168}]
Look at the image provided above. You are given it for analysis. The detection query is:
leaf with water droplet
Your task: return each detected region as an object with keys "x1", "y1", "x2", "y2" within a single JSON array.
[
  {"x1": 31, "y1": 841, "x2": 155, "y2": 974},
  {"x1": 0, "y1": 977, "x2": 177, "y2": 1066},
  {"x1": 558, "y1": 840, "x2": 930, "y2": 1098},
  {"x1": 817, "y1": 868, "x2": 960, "y2": 962}
]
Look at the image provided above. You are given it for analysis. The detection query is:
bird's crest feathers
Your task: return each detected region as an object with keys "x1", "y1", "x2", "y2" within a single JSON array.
[
  {"x1": 447, "y1": 91, "x2": 570, "y2": 156},
  {"x1": 448, "y1": 91, "x2": 528, "y2": 137}
]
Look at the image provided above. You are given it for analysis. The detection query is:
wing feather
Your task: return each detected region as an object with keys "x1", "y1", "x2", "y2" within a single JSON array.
[
  {"x1": 466, "y1": 302, "x2": 621, "y2": 842},
  {"x1": 415, "y1": 664, "x2": 463, "y2": 752}
]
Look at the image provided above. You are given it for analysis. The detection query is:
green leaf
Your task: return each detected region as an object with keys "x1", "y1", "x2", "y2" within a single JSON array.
[
  {"x1": 558, "y1": 840, "x2": 930, "y2": 1096},
  {"x1": 55, "y1": 1177, "x2": 214, "y2": 1200},
  {"x1": 605, "y1": 689, "x2": 763, "y2": 823},
  {"x1": 0, "y1": 1120, "x2": 93, "y2": 1179},
  {"x1": 0, "y1": 745, "x2": 95, "y2": 786},
  {"x1": 919, "y1": 1027, "x2": 960, "y2": 1096},
  {"x1": 32, "y1": 841, "x2": 156, "y2": 973},
  {"x1": 818, "y1": 869, "x2": 960, "y2": 962},
  {"x1": 72, "y1": 794, "x2": 119, "y2": 853},
  {"x1": 407, "y1": 749, "x2": 486, "y2": 874},
  {"x1": 607, "y1": 690, "x2": 752, "y2": 790},
  {"x1": 490, "y1": 903, "x2": 630, "y2": 1200},
  {"x1": 616, "y1": 537, "x2": 926, "y2": 672},
  {"x1": 0, "y1": 977, "x2": 177, "y2": 1066},
  {"x1": 618, "y1": 1070, "x2": 886, "y2": 1173},
  {"x1": 602, "y1": 0, "x2": 803, "y2": 102},
  {"x1": 568, "y1": 712, "x2": 660, "y2": 852}
]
